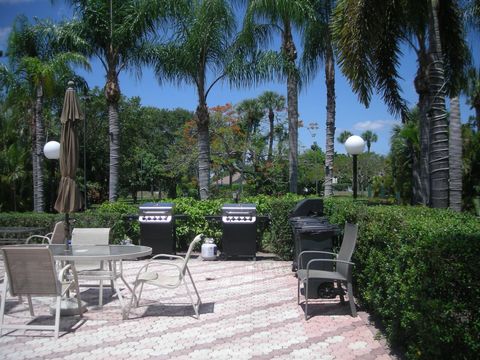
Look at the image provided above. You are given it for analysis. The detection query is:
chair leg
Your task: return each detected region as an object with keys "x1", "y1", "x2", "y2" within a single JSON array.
[
  {"x1": 297, "y1": 278, "x2": 300, "y2": 305},
  {"x1": 185, "y1": 268, "x2": 201, "y2": 319},
  {"x1": 136, "y1": 283, "x2": 145, "y2": 307},
  {"x1": 27, "y1": 295, "x2": 34, "y2": 317},
  {"x1": 337, "y1": 280, "x2": 345, "y2": 304},
  {"x1": 347, "y1": 282, "x2": 357, "y2": 317},
  {"x1": 99, "y1": 280, "x2": 103, "y2": 307},
  {"x1": 0, "y1": 279, "x2": 8, "y2": 336},
  {"x1": 54, "y1": 296, "x2": 61, "y2": 339},
  {"x1": 305, "y1": 279, "x2": 309, "y2": 321}
]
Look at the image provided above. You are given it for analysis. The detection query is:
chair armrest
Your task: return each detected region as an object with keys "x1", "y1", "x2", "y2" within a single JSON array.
[
  {"x1": 298, "y1": 250, "x2": 338, "y2": 269},
  {"x1": 151, "y1": 254, "x2": 184, "y2": 261},
  {"x1": 25, "y1": 235, "x2": 51, "y2": 244},
  {"x1": 58, "y1": 264, "x2": 73, "y2": 281},
  {"x1": 306, "y1": 258, "x2": 354, "y2": 269}
]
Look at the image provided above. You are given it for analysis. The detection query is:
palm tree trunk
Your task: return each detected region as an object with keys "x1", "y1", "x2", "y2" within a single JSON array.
[
  {"x1": 324, "y1": 41, "x2": 335, "y2": 197},
  {"x1": 449, "y1": 96, "x2": 462, "y2": 211},
  {"x1": 196, "y1": 103, "x2": 210, "y2": 200},
  {"x1": 414, "y1": 38, "x2": 430, "y2": 205},
  {"x1": 427, "y1": 0, "x2": 449, "y2": 209},
  {"x1": 268, "y1": 108, "x2": 274, "y2": 161},
  {"x1": 282, "y1": 19, "x2": 299, "y2": 194},
  {"x1": 33, "y1": 85, "x2": 45, "y2": 212},
  {"x1": 106, "y1": 67, "x2": 120, "y2": 202}
]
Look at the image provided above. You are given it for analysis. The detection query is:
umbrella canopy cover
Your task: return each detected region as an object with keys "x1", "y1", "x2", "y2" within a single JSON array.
[{"x1": 54, "y1": 81, "x2": 84, "y2": 213}]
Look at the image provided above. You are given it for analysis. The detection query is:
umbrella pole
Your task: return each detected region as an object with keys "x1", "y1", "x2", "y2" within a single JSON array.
[{"x1": 64, "y1": 213, "x2": 70, "y2": 245}]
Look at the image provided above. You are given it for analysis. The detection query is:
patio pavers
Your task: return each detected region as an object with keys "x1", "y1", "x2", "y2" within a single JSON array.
[{"x1": 0, "y1": 257, "x2": 394, "y2": 359}]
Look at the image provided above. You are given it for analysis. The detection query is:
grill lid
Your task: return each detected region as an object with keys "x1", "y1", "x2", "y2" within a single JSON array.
[
  {"x1": 222, "y1": 203, "x2": 256, "y2": 215},
  {"x1": 139, "y1": 202, "x2": 174, "y2": 214}
]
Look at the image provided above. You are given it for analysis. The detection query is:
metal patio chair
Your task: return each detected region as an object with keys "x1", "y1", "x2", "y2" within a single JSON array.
[
  {"x1": 25, "y1": 221, "x2": 66, "y2": 244},
  {"x1": 0, "y1": 247, "x2": 83, "y2": 338},
  {"x1": 297, "y1": 222, "x2": 358, "y2": 319},
  {"x1": 71, "y1": 227, "x2": 112, "y2": 306},
  {"x1": 127, "y1": 234, "x2": 204, "y2": 319}
]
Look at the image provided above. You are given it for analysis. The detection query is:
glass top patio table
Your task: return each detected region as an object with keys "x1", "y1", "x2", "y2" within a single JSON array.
[{"x1": 48, "y1": 244, "x2": 152, "y2": 261}]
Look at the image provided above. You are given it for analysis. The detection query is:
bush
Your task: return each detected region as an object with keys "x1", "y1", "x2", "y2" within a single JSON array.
[{"x1": 323, "y1": 198, "x2": 480, "y2": 359}]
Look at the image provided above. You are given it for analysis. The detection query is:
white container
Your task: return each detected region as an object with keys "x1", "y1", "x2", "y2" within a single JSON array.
[{"x1": 201, "y1": 238, "x2": 217, "y2": 260}]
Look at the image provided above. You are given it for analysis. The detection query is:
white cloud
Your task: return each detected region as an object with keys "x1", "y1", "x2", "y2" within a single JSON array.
[{"x1": 353, "y1": 119, "x2": 399, "y2": 131}]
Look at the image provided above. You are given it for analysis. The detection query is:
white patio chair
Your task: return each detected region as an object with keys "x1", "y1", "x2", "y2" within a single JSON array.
[
  {"x1": 0, "y1": 247, "x2": 83, "y2": 338},
  {"x1": 71, "y1": 228, "x2": 111, "y2": 306},
  {"x1": 25, "y1": 221, "x2": 66, "y2": 244},
  {"x1": 127, "y1": 234, "x2": 204, "y2": 319},
  {"x1": 297, "y1": 222, "x2": 358, "y2": 319}
]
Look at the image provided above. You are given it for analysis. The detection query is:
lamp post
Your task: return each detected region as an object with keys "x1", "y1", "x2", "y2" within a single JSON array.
[
  {"x1": 344, "y1": 135, "x2": 365, "y2": 199},
  {"x1": 44, "y1": 141, "x2": 60, "y2": 160},
  {"x1": 44, "y1": 141, "x2": 60, "y2": 212}
]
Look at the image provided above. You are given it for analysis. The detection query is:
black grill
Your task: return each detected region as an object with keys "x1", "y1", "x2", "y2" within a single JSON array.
[
  {"x1": 289, "y1": 198, "x2": 340, "y2": 298},
  {"x1": 221, "y1": 203, "x2": 257, "y2": 259},
  {"x1": 139, "y1": 202, "x2": 175, "y2": 254}
]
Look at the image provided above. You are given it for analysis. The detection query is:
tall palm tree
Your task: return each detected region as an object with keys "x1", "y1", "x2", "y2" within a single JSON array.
[
  {"x1": 337, "y1": 130, "x2": 352, "y2": 144},
  {"x1": 4, "y1": 16, "x2": 89, "y2": 212},
  {"x1": 302, "y1": 0, "x2": 337, "y2": 197},
  {"x1": 449, "y1": 96, "x2": 462, "y2": 211},
  {"x1": 332, "y1": 0, "x2": 468, "y2": 208},
  {"x1": 257, "y1": 91, "x2": 285, "y2": 161},
  {"x1": 146, "y1": 0, "x2": 248, "y2": 199},
  {"x1": 361, "y1": 130, "x2": 378, "y2": 153},
  {"x1": 244, "y1": 0, "x2": 314, "y2": 194},
  {"x1": 59, "y1": 0, "x2": 171, "y2": 201}
]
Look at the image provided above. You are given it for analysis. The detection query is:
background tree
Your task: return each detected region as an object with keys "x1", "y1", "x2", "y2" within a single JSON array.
[
  {"x1": 258, "y1": 91, "x2": 285, "y2": 161},
  {"x1": 361, "y1": 130, "x2": 378, "y2": 153},
  {"x1": 302, "y1": 0, "x2": 336, "y2": 197},
  {"x1": 3, "y1": 16, "x2": 89, "y2": 212},
  {"x1": 59, "y1": 0, "x2": 172, "y2": 201},
  {"x1": 333, "y1": 0, "x2": 468, "y2": 208},
  {"x1": 336, "y1": 130, "x2": 352, "y2": 144},
  {"x1": 244, "y1": 0, "x2": 314, "y2": 194}
]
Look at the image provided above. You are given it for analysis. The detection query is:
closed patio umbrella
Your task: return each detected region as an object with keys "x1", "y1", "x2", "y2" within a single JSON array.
[{"x1": 54, "y1": 81, "x2": 84, "y2": 242}]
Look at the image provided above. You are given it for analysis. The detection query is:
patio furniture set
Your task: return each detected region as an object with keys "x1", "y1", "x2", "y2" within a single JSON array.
[{"x1": 0, "y1": 200, "x2": 359, "y2": 338}]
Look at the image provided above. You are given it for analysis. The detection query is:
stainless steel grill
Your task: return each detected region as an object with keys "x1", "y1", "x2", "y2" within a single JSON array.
[
  {"x1": 139, "y1": 202, "x2": 175, "y2": 254},
  {"x1": 221, "y1": 203, "x2": 257, "y2": 258}
]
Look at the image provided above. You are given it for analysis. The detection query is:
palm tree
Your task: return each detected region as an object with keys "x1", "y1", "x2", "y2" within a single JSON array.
[
  {"x1": 146, "y1": 0, "x2": 247, "y2": 199},
  {"x1": 332, "y1": 0, "x2": 468, "y2": 208},
  {"x1": 236, "y1": 98, "x2": 264, "y2": 195},
  {"x1": 337, "y1": 130, "x2": 352, "y2": 144},
  {"x1": 449, "y1": 96, "x2": 462, "y2": 211},
  {"x1": 257, "y1": 91, "x2": 285, "y2": 161},
  {"x1": 59, "y1": 0, "x2": 171, "y2": 201},
  {"x1": 302, "y1": 0, "x2": 337, "y2": 197},
  {"x1": 244, "y1": 0, "x2": 314, "y2": 194},
  {"x1": 4, "y1": 16, "x2": 89, "y2": 212},
  {"x1": 361, "y1": 130, "x2": 378, "y2": 153}
]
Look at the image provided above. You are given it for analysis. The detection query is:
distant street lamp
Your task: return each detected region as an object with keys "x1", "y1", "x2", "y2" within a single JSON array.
[
  {"x1": 344, "y1": 135, "x2": 365, "y2": 199},
  {"x1": 43, "y1": 141, "x2": 60, "y2": 160}
]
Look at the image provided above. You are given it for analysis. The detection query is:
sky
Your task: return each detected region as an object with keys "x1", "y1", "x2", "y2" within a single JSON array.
[{"x1": 0, "y1": 0, "x2": 477, "y2": 155}]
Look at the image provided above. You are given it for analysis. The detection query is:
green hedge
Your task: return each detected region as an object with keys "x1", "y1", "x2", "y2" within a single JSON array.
[{"x1": 323, "y1": 198, "x2": 480, "y2": 359}]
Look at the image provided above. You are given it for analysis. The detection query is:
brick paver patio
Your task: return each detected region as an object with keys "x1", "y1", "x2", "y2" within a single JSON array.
[{"x1": 0, "y1": 257, "x2": 394, "y2": 359}]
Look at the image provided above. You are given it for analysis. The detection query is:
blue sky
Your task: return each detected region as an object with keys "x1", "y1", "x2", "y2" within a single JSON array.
[{"x1": 0, "y1": 0, "x2": 476, "y2": 155}]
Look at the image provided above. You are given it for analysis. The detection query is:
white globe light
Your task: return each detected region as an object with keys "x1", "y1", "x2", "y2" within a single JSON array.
[
  {"x1": 345, "y1": 135, "x2": 365, "y2": 155},
  {"x1": 43, "y1": 141, "x2": 60, "y2": 159}
]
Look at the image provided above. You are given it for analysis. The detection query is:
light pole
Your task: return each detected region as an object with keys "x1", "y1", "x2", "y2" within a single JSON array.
[
  {"x1": 44, "y1": 141, "x2": 60, "y2": 211},
  {"x1": 345, "y1": 135, "x2": 365, "y2": 199}
]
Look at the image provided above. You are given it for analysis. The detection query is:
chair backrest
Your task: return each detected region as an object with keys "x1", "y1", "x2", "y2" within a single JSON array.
[
  {"x1": 180, "y1": 234, "x2": 204, "y2": 276},
  {"x1": 50, "y1": 221, "x2": 66, "y2": 244},
  {"x1": 1, "y1": 247, "x2": 58, "y2": 296},
  {"x1": 336, "y1": 223, "x2": 358, "y2": 278},
  {"x1": 71, "y1": 228, "x2": 110, "y2": 271},
  {"x1": 71, "y1": 228, "x2": 110, "y2": 245}
]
